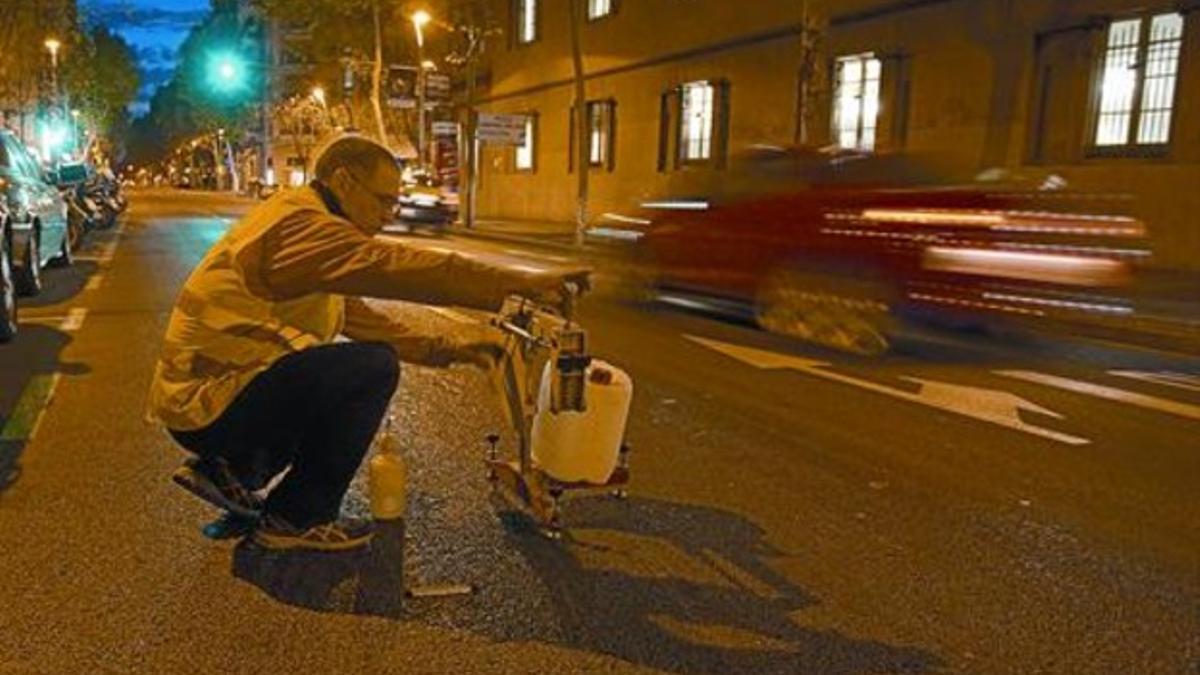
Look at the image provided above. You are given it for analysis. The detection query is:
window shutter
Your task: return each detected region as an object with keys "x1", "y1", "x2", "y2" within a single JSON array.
[
  {"x1": 714, "y1": 79, "x2": 732, "y2": 169},
  {"x1": 607, "y1": 99, "x2": 617, "y2": 172},
  {"x1": 657, "y1": 90, "x2": 671, "y2": 172},
  {"x1": 671, "y1": 87, "x2": 684, "y2": 170}
]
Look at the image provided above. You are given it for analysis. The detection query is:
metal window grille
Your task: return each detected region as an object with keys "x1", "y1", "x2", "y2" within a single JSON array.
[
  {"x1": 680, "y1": 81, "x2": 714, "y2": 161},
  {"x1": 832, "y1": 53, "x2": 881, "y2": 151},
  {"x1": 515, "y1": 115, "x2": 535, "y2": 170},
  {"x1": 1095, "y1": 12, "x2": 1183, "y2": 147},
  {"x1": 588, "y1": 0, "x2": 612, "y2": 20},
  {"x1": 517, "y1": 0, "x2": 537, "y2": 44}
]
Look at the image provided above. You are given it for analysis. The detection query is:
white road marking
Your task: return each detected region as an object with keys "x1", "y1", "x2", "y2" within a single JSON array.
[
  {"x1": 687, "y1": 335, "x2": 1089, "y2": 445},
  {"x1": 1109, "y1": 370, "x2": 1200, "y2": 393},
  {"x1": 60, "y1": 308, "x2": 88, "y2": 332},
  {"x1": 997, "y1": 370, "x2": 1200, "y2": 422},
  {"x1": 85, "y1": 275, "x2": 105, "y2": 291}
]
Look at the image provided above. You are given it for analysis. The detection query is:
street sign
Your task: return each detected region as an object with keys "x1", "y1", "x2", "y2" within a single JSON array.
[
  {"x1": 432, "y1": 121, "x2": 459, "y2": 137},
  {"x1": 387, "y1": 65, "x2": 418, "y2": 109},
  {"x1": 425, "y1": 73, "x2": 451, "y2": 101},
  {"x1": 476, "y1": 113, "x2": 528, "y2": 145}
]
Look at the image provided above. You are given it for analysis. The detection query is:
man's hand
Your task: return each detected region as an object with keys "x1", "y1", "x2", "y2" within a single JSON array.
[{"x1": 448, "y1": 339, "x2": 507, "y2": 370}]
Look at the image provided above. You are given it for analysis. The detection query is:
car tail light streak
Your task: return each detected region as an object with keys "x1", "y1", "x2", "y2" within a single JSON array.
[{"x1": 922, "y1": 247, "x2": 1131, "y2": 287}]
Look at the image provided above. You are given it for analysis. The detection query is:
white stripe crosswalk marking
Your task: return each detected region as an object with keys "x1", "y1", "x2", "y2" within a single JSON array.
[
  {"x1": 1109, "y1": 370, "x2": 1200, "y2": 393},
  {"x1": 996, "y1": 370, "x2": 1200, "y2": 422}
]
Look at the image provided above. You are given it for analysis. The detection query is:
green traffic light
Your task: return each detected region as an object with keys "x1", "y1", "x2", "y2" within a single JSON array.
[{"x1": 206, "y1": 51, "x2": 248, "y2": 96}]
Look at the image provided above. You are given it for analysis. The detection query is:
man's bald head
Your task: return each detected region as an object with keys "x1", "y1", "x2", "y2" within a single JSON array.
[
  {"x1": 312, "y1": 135, "x2": 402, "y2": 233},
  {"x1": 312, "y1": 135, "x2": 400, "y2": 184}
]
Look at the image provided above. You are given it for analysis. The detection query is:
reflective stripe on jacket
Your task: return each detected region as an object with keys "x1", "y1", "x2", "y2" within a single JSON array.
[{"x1": 147, "y1": 188, "x2": 345, "y2": 431}]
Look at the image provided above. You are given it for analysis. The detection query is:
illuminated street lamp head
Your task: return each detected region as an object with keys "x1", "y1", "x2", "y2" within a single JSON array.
[
  {"x1": 411, "y1": 10, "x2": 431, "y2": 48},
  {"x1": 44, "y1": 38, "x2": 61, "y2": 56},
  {"x1": 311, "y1": 85, "x2": 327, "y2": 106}
]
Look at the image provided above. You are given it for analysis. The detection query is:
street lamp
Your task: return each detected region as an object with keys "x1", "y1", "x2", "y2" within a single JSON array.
[
  {"x1": 44, "y1": 38, "x2": 62, "y2": 106},
  {"x1": 410, "y1": 10, "x2": 432, "y2": 168}
]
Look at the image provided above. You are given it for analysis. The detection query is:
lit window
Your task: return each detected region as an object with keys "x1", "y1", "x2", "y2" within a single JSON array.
[
  {"x1": 588, "y1": 0, "x2": 612, "y2": 20},
  {"x1": 515, "y1": 115, "x2": 535, "y2": 170},
  {"x1": 587, "y1": 101, "x2": 613, "y2": 166},
  {"x1": 832, "y1": 53, "x2": 881, "y2": 151},
  {"x1": 517, "y1": 0, "x2": 537, "y2": 44},
  {"x1": 1095, "y1": 12, "x2": 1183, "y2": 147},
  {"x1": 680, "y1": 81, "x2": 715, "y2": 161}
]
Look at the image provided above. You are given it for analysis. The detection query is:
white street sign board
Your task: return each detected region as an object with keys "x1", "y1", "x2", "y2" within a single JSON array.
[
  {"x1": 476, "y1": 113, "x2": 528, "y2": 145},
  {"x1": 432, "y1": 121, "x2": 459, "y2": 137}
]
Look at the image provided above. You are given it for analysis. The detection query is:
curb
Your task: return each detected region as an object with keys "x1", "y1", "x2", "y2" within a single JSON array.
[{"x1": 449, "y1": 226, "x2": 617, "y2": 257}]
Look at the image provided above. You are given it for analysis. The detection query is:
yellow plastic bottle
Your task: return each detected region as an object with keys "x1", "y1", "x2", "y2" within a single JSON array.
[{"x1": 368, "y1": 417, "x2": 407, "y2": 521}]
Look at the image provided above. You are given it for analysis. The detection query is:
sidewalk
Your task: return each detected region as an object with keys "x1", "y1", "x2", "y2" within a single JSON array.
[{"x1": 453, "y1": 218, "x2": 631, "y2": 255}]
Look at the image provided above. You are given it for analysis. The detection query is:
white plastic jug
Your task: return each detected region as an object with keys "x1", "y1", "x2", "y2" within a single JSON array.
[{"x1": 531, "y1": 359, "x2": 632, "y2": 484}]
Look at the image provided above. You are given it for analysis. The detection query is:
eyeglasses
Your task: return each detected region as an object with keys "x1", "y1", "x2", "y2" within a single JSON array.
[{"x1": 346, "y1": 170, "x2": 397, "y2": 210}]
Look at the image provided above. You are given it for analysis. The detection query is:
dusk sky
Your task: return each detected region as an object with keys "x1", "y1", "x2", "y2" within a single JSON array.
[{"x1": 81, "y1": 0, "x2": 212, "y2": 115}]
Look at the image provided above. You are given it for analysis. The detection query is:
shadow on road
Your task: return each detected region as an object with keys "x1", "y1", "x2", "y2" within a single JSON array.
[
  {"x1": 227, "y1": 495, "x2": 941, "y2": 673},
  {"x1": 500, "y1": 496, "x2": 942, "y2": 674},
  {"x1": 230, "y1": 520, "x2": 408, "y2": 619},
  {"x1": 20, "y1": 260, "x2": 101, "y2": 309},
  {"x1": 0, "y1": 324, "x2": 90, "y2": 499}
]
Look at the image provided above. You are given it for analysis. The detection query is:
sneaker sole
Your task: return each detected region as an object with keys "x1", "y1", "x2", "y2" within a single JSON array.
[
  {"x1": 171, "y1": 465, "x2": 261, "y2": 519},
  {"x1": 251, "y1": 529, "x2": 373, "y2": 552}
]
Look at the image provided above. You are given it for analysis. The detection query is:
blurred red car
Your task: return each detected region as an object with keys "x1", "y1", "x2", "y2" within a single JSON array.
[{"x1": 626, "y1": 146, "x2": 1149, "y2": 355}]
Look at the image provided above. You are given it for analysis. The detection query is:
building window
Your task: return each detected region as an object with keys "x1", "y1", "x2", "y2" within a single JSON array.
[
  {"x1": 516, "y1": 0, "x2": 538, "y2": 44},
  {"x1": 586, "y1": 100, "x2": 614, "y2": 167},
  {"x1": 833, "y1": 53, "x2": 881, "y2": 151},
  {"x1": 1094, "y1": 12, "x2": 1184, "y2": 148},
  {"x1": 515, "y1": 114, "x2": 536, "y2": 171},
  {"x1": 680, "y1": 81, "x2": 715, "y2": 162},
  {"x1": 588, "y1": 0, "x2": 613, "y2": 20}
]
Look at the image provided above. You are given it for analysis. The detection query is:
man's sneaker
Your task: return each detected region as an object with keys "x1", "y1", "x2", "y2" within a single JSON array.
[
  {"x1": 251, "y1": 515, "x2": 374, "y2": 552},
  {"x1": 172, "y1": 456, "x2": 263, "y2": 518}
]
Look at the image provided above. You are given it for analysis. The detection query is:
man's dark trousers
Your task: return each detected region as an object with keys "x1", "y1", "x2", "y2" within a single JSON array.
[{"x1": 171, "y1": 341, "x2": 400, "y2": 528}]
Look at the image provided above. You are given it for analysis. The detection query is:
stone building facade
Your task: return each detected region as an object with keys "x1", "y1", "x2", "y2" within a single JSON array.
[{"x1": 472, "y1": 0, "x2": 1200, "y2": 270}]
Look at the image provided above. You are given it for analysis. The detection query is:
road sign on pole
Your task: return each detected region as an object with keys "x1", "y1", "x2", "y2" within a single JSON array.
[{"x1": 475, "y1": 113, "x2": 528, "y2": 145}]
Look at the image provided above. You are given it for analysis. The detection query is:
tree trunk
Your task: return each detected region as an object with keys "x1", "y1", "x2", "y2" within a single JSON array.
[
  {"x1": 568, "y1": 0, "x2": 589, "y2": 246},
  {"x1": 370, "y1": 0, "x2": 389, "y2": 146}
]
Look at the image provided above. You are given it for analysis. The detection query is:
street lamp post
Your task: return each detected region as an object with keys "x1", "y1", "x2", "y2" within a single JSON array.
[
  {"x1": 44, "y1": 38, "x2": 61, "y2": 103},
  {"x1": 411, "y1": 10, "x2": 431, "y2": 168}
]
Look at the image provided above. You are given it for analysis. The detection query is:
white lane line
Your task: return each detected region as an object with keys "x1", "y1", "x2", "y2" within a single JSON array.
[
  {"x1": 59, "y1": 308, "x2": 88, "y2": 332},
  {"x1": 1109, "y1": 370, "x2": 1200, "y2": 393},
  {"x1": 85, "y1": 275, "x2": 105, "y2": 291},
  {"x1": 997, "y1": 370, "x2": 1200, "y2": 422},
  {"x1": 688, "y1": 335, "x2": 1089, "y2": 445}
]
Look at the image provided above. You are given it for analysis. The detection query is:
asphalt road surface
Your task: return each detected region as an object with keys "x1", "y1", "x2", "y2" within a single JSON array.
[{"x1": 1, "y1": 189, "x2": 1196, "y2": 674}]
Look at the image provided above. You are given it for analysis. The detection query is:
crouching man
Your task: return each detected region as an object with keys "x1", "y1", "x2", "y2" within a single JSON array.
[{"x1": 147, "y1": 135, "x2": 587, "y2": 552}]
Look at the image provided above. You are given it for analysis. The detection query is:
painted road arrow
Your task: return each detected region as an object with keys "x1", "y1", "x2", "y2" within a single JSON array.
[{"x1": 685, "y1": 335, "x2": 1090, "y2": 446}]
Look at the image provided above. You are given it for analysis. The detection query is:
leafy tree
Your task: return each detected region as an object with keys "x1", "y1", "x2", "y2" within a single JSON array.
[{"x1": 61, "y1": 25, "x2": 140, "y2": 143}]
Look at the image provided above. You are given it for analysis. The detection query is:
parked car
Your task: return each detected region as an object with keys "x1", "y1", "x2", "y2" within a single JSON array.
[
  {"x1": 0, "y1": 130, "x2": 72, "y2": 298},
  {"x1": 1, "y1": 199, "x2": 16, "y2": 342},
  {"x1": 625, "y1": 146, "x2": 1149, "y2": 355},
  {"x1": 392, "y1": 170, "x2": 457, "y2": 235}
]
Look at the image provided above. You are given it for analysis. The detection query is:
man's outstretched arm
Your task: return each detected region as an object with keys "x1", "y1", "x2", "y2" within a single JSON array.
[{"x1": 243, "y1": 210, "x2": 586, "y2": 311}]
